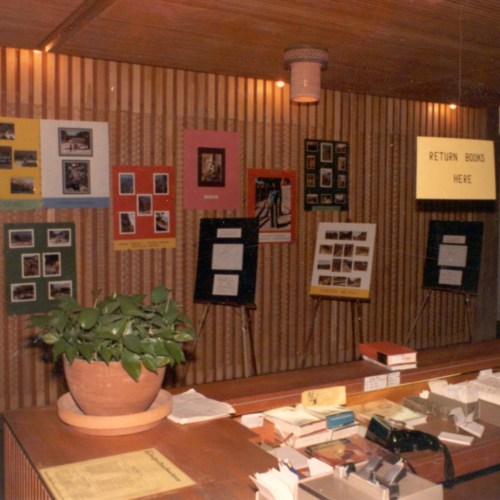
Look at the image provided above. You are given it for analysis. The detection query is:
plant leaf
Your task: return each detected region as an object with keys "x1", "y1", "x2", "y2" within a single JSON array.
[
  {"x1": 150, "y1": 285, "x2": 168, "y2": 304},
  {"x1": 141, "y1": 354, "x2": 158, "y2": 372},
  {"x1": 121, "y1": 348, "x2": 142, "y2": 382},
  {"x1": 78, "y1": 308, "x2": 100, "y2": 330}
]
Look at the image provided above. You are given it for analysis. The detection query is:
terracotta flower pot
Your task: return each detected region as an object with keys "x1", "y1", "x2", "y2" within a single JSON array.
[{"x1": 63, "y1": 356, "x2": 166, "y2": 416}]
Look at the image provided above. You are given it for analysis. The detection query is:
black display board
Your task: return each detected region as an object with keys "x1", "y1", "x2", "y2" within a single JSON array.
[
  {"x1": 194, "y1": 218, "x2": 259, "y2": 305},
  {"x1": 423, "y1": 220, "x2": 483, "y2": 294}
]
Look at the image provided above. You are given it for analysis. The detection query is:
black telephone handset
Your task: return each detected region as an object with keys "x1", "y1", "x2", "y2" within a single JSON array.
[{"x1": 365, "y1": 415, "x2": 441, "y2": 453}]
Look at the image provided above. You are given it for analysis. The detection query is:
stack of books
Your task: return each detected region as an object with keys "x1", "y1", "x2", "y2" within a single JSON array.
[
  {"x1": 359, "y1": 341, "x2": 417, "y2": 371},
  {"x1": 263, "y1": 404, "x2": 359, "y2": 449}
]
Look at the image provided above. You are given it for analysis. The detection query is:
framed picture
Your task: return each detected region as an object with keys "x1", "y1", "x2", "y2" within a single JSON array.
[
  {"x1": 137, "y1": 194, "x2": 152, "y2": 215},
  {"x1": 0, "y1": 122, "x2": 15, "y2": 140},
  {"x1": 0, "y1": 146, "x2": 12, "y2": 169},
  {"x1": 21, "y1": 253, "x2": 40, "y2": 278},
  {"x1": 9, "y1": 228, "x2": 34, "y2": 248},
  {"x1": 62, "y1": 160, "x2": 91, "y2": 194},
  {"x1": 48, "y1": 280, "x2": 73, "y2": 300},
  {"x1": 119, "y1": 212, "x2": 136, "y2": 234},
  {"x1": 14, "y1": 150, "x2": 38, "y2": 167},
  {"x1": 47, "y1": 228, "x2": 72, "y2": 247},
  {"x1": 198, "y1": 147, "x2": 225, "y2": 187},
  {"x1": 154, "y1": 211, "x2": 170, "y2": 233},
  {"x1": 11, "y1": 283, "x2": 36, "y2": 302},
  {"x1": 58, "y1": 127, "x2": 93, "y2": 156},
  {"x1": 43, "y1": 252, "x2": 62, "y2": 277},
  {"x1": 154, "y1": 173, "x2": 169, "y2": 194},
  {"x1": 11, "y1": 176, "x2": 34, "y2": 194}
]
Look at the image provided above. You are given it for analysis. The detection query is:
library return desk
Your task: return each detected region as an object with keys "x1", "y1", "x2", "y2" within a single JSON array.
[{"x1": 3, "y1": 339, "x2": 500, "y2": 499}]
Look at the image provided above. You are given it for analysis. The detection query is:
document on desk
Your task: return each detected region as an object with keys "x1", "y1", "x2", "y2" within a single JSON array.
[{"x1": 39, "y1": 448, "x2": 195, "y2": 500}]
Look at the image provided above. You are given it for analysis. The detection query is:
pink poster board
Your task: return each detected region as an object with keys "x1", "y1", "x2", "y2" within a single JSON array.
[{"x1": 183, "y1": 129, "x2": 240, "y2": 210}]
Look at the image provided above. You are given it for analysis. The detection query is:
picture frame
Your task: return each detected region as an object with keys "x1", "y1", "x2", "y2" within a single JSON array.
[
  {"x1": 10, "y1": 177, "x2": 34, "y2": 194},
  {"x1": 11, "y1": 283, "x2": 36, "y2": 302},
  {"x1": 119, "y1": 173, "x2": 135, "y2": 195},
  {"x1": 0, "y1": 122, "x2": 15, "y2": 140},
  {"x1": 21, "y1": 253, "x2": 40, "y2": 278},
  {"x1": 9, "y1": 228, "x2": 34, "y2": 248},
  {"x1": 197, "y1": 147, "x2": 225, "y2": 187},
  {"x1": 0, "y1": 146, "x2": 12, "y2": 169},
  {"x1": 48, "y1": 280, "x2": 73, "y2": 300},
  {"x1": 62, "y1": 160, "x2": 91, "y2": 194},
  {"x1": 119, "y1": 212, "x2": 136, "y2": 234},
  {"x1": 43, "y1": 252, "x2": 62, "y2": 277},
  {"x1": 47, "y1": 228, "x2": 72, "y2": 247},
  {"x1": 154, "y1": 211, "x2": 170, "y2": 233},
  {"x1": 14, "y1": 150, "x2": 38, "y2": 167},
  {"x1": 137, "y1": 194, "x2": 153, "y2": 216},
  {"x1": 58, "y1": 127, "x2": 93, "y2": 156},
  {"x1": 154, "y1": 173, "x2": 169, "y2": 194}
]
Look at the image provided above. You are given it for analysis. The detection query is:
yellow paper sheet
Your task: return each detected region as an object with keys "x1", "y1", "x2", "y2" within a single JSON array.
[{"x1": 40, "y1": 448, "x2": 195, "y2": 500}]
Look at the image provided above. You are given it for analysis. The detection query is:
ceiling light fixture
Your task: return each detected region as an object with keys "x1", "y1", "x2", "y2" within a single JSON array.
[{"x1": 284, "y1": 45, "x2": 328, "y2": 103}]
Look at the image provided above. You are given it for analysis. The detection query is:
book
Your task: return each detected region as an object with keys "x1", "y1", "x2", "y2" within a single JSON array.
[
  {"x1": 348, "y1": 398, "x2": 427, "y2": 427},
  {"x1": 263, "y1": 406, "x2": 326, "y2": 437},
  {"x1": 362, "y1": 355, "x2": 417, "y2": 371},
  {"x1": 285, "y1": 423, "x2": 360, "y2": 449},
  {"x1": 359, "y1": 341, "x2": 417, "y2": 366},
  {"x1": 304, "y1": 434, "x2": 397, "y2": 468}
]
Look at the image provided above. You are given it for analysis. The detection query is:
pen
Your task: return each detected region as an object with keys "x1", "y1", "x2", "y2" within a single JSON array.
[{"x1": 279, "y1": 458, "x2": 300, "y2": 478}]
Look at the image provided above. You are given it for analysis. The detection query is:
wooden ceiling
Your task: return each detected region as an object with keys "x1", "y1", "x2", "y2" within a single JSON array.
[{"x1": 1, "y1": 0, "x2": 499, "y2": 107}]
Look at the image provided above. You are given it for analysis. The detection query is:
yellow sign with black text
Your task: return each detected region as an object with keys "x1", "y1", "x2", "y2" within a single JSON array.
[{"x1": 416, "y1": 137, "x2": 496, "y2": 200}]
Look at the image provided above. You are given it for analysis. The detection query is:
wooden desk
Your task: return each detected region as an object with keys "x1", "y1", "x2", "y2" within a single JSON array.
[{"x1": 3, "y1": 339, "x2": 500, "y2": 498}]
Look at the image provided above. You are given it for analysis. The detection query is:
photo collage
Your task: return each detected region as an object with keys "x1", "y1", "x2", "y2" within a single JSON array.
[
  {"x1": 310, "y1": 223, "x2": 376, "y2": 300},
  {"x1": 4, "y1": 222, "x2": 76, "y2": 315},
  {"x1": 304, "y1": 139, "x2": 349, "y2": 211}
]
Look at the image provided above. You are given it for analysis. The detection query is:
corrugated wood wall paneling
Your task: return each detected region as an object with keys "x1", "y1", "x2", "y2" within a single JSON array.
[{"x1": 0, "y1": 47, "x2": 496, "y2": 412}]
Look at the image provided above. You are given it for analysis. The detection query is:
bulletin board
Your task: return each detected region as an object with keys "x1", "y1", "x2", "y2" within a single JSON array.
[
  {"x1": 423, "y1": 220, "x2": 483, "y2": 294},
  {"x1": 194, "y1": 218, "x2": 259, "y2": 305}
]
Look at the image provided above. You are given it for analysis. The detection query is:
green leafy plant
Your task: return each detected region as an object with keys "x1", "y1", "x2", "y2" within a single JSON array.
[{"x1": 30, "y1": 285, "x2": 195, "y2": 382}]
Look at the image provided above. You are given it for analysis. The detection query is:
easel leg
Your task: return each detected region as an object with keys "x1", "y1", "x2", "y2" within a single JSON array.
[
  {"x1": 241, "y1": 306, "x2": 258, "y2": 376},
  {"x1": 404, "y1": 290, "x2": 432, "y2": 346},
  {"x1": 302, "y1": 298, "x2": 321, "y2": 368},
  {"x1": 464, "y1": 294, "x2": 473, "y2": 343},
  {"x1": 351, "y1": 300, "x2": 364, "y2": 358}
]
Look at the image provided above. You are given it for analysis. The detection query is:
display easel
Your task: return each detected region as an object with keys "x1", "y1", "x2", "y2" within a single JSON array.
[
  {"x1": 180, "y1": 301, "x2": 258, "y2": 383},
  {"x1": 301, "y1": 296, "x2": 366, "y2": 368},
  {"x1": 404, "y1": 288, "x2": 474, "y2": 347}
]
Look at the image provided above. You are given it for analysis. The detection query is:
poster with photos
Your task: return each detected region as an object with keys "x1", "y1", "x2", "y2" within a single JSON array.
[
  {"x1": 4, "y1": 222, "x2": 76, "y2": 315},
  {"x1": 40, "y1": 119, "x2": 109, "y2": 208},
  {"x1": 304, "y1": 139, "x2": 349, "y2": 211},
  {"x1": 310, "y1": 222, "x2": 376, "y2": 300},
  {"x1": 194, "y1": 218, "x2": 259, "y2": 305},
  {"x1": 247, "y1": 169, "x2": 296, "y2": 243},
  {"x1": 423, "y1": 220, "x2": 483, "y2": 294},
  {"x1": 113, "y1": 165, "x2": 175, "y2": 251},
  {"x1": 0, "y1": 117, "x2": 42, "y2": 210}
]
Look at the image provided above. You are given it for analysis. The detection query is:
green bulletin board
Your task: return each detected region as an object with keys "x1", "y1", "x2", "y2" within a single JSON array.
[{"x1": 5, "y1": 222, "x2": 77, "y2": 315}]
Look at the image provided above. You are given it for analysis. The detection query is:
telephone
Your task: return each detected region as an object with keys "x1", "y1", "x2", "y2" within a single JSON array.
[{"x1": 365, "y1": 414, "x2": 441, "y2": 453}]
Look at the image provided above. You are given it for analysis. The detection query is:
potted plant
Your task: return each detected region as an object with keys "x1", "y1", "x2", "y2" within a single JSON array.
[{"x1": 30, "y1": 284, "x2": 195, "y2": 417}]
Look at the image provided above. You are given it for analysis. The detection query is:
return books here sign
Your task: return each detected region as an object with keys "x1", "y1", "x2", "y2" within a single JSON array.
[{"x1": 416, "y1": 136, "x2": 496, "y2": 200}]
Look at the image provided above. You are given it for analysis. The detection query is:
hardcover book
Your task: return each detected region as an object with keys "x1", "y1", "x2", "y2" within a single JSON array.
[
  {"x1": 359, "y1": 341, "x2": 417, "y2": 366},
  {"x1": 264, "y1": 406, "x2": 326, "y2": 437},
  {"x1": 362, "y1": 355, "x2": 417, "y2": 371}
]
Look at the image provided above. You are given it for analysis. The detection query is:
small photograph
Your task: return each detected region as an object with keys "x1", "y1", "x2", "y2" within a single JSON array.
[
  {"x1": 344, "y1": 244, "x2": 354, "y2": 257},
  {"x1": 333, "y1": 244, "x2": 343, "y2": 256},
  {"x1": 47, "y1": 228, "x2": 72, "y2": 247},
  {"x1": 337, "y1": 157, "x2": 347, "y2": 171},
  {"x1": 347, "y1": 277, "x2": 362, "y2": 288},
  {"x1": 320, "y1": 142, "x2": 334, "y2": 163},
  {"x1": 198, "y1": 147, "x2": 225, "y2": 187},
  {"x1": 320, "y1": 168, "x2": 333, "y2": 188},
  {"x1": 325, "y1": 231, "x2": 339, "y2": 240},
  {"x1": 335, "y1": 143, "x2": 348, "y2": 154},
  {"x1": 9, "y1": 228, "x2": 34, "y2": 248},
  {"x1": 319, "y1": 244, "x2": 333, "y2": 255},
  {"x1": 154, "y1": 173, "x2": 169, "y2": 194},
  {"x1": 321, "y1": 194, "x2": 333, "y2": 204},
  {"x1": 353, "y1": 232, "x2": 367, "y2": 241},
  {"x1": 119, "y1": 212, "x2": 135, "y2": 234},
  {"x1": 11, "y1": 283, "x2": 36, "y2": 302},
  {"x1": 137, "y1": 194, "x2": 152, "y2": 215},
  {"x1": 14, "y1": 150, "x2": 38, "y2": 167},
  {"x1": 306, "y1": 155, "x2": 316, "y2": 170},
  {"x1": 11, "y1": 177, "x2": 34, "y2": 194},
  {"x1": 355, "y1": 246, "x2": 370, "y2": 256},
  {"x1": 339, "y1": 231, "x2": 353, "y2": 240},
  {"x1": 119, "y1": 173, "x2": 135, "y2": 195},
  {"x1": 331, "y1": 259, "x2": 342, "y2": 272},
  {"x1": 318, "y1": 275, "x2": 332, "y2": 286},
  {"x1": 58, "y1": 127, "x2": 93, "y2": 156},
  {"x1": 342, "y1": 259, "x2": 353, "y2": 272},
  {"x1": 305, "y1": 140, "x2": 318, "y2": 152},
  {"x1": 335, "y1": 193, "x2": 347, "y2": 205},
  {"x1": 317, "y1": 260, "x2": 331, "y2": 270},
  {"x1": 62, "y1": 160, "x2": 90, "y2": 194},
  {"x1": 0, "y1": 122, "x2": 15, "y2": 140},
  {"x1": 43, "y1": 252, "x2": 61, "y2": 277},
  {"x1": 354, "y1": 261, "x2": 368, "y2": 272},
  {"x1": 332, "y1": 276, "x2": 347, "y2": 287},
  {"x1": 306, "y1": 173, "x2": 316, "y2": 187},
  {"x1": 22, "y1": 253, "x2": 40, "y2": 278},
  {"x1": 306, "y1": 193, "x2": 318, "y2": 204},
  {"x1": 154, "y1": 211, "x2": 170, "y2": 233},
  {"x1": 338, "y1": 174, "x2": 347, "y2": 189},
  {"x1": 48, "y1": 280, "x2": 73, "y2": 300},
  {"x1": 0, "y1": 146, "x2": 12, "y2": 169}
]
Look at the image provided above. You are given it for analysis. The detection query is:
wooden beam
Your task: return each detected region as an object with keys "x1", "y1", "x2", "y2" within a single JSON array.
[{"x1": 37, "y1": 0, "x2": 117, "y2": 52}]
